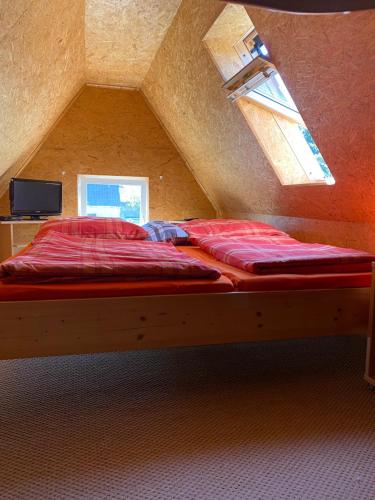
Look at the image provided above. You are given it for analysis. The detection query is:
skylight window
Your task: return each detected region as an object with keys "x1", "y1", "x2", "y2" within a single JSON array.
[
  {"x1": 237, "y1": 31, "x2": 334, "y2": 185},
  {"x1": 203, "y1": 5, "x2": 335, "y2": 186}
]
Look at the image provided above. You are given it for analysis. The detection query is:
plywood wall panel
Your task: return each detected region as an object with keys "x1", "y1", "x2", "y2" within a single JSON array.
[
  {"x1": 86, "y1": 0, "x2": 182, "y2": 87},
  {"x1": 0, "y1": 86, "x2": 215, "y2": 222},
  {"x1": 224, "y1": 212, "x2": 375, "y2": 253},
  {"x1": 0, "y1": 0, "x2": 85, "y2": 191},
  {"x1": 143, "y1": 0, "x2": 282, "y2": 216},
  {"x1": 143, "y1": 0, "x2": 375, "y2": 248},
  {"x1": 0, "y1": 1, "x2": 30, "y2": 38},
  {"x1": 245, "y1": 8, "x2": 375, "y2": 224}
]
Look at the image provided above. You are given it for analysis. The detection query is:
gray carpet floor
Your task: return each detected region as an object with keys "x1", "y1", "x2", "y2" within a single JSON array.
[{"x1": 0, "y1": 336, "x2": 375, "y2": 499}]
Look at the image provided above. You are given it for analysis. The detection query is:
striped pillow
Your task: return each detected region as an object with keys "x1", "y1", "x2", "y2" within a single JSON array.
[
  {"x1": 179, "y1": 219, "x2": 287, "y2": 242},
  {"x1": 143, "y1": 221, "x2": 189, "y2": 245},
  {"x1": 35, "y1": 217, "x2": 148, "y2": 240}
]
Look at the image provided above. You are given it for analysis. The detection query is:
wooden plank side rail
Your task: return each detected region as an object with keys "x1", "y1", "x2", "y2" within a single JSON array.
[
  {"x1": 365, "y1": 264, "x2": 375, "y2": 386},
  {"x1": 0, "y1": 288, "x2": 370, "y2": 360}
]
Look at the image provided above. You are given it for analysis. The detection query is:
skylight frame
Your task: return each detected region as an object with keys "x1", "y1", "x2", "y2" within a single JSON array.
[
  {"x1": 204, "y1": 4, "x2": 335, "y2": 187},
  {"x1": 233, "y1": 31, "x2": 335, "y2": 185}
]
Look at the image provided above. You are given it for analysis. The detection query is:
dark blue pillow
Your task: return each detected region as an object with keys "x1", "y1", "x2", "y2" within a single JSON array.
[{"x1": 142, "y1": 221, "x2": 189, "y2": 245}]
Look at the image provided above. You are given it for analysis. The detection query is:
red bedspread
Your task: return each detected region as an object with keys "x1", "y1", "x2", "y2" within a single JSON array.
[
  {"x1": 194, "y1": 235, "x2": 375, "y2": 274},
  {"x1": 0, "y1": 231, "x2": 221, "y2": 282}
]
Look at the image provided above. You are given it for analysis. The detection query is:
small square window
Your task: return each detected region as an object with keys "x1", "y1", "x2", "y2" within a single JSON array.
[{"x1": 78, "y1": 175, "x2": 149, "y2": 225}]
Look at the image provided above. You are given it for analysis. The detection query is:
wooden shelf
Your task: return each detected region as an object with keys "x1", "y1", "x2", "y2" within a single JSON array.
[
  {"x1": 0, "y1": 220, "x2": 45, "y2": 225},
  {"x1": 0, "y1": 220, "x2": 43, "y2": 261}
]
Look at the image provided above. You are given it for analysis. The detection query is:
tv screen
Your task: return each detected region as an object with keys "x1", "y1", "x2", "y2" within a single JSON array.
[{"x1": 10, "y1": 178, "x2": 62, "y2": 216}]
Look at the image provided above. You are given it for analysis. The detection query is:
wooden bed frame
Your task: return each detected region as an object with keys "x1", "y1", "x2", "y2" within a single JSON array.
[
  {"x1": 0, "y1": 287, "x2": 370, "y2": 361},
  {"x1": 365, "y1": 264, "x2": 375, "y2": 388}
]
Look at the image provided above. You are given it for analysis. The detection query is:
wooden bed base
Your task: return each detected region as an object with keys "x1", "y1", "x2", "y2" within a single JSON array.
[
  {"x1": 365, "y1": 264, "x2": 375, "y2": 387},
  {"x1": 0, "y1": 287, "x2": 370, "y2": 361}
]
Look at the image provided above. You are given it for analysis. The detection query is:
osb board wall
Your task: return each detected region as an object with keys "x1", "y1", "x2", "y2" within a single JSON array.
[
  {"x1": 223, "y1": 212, "x2": 375, "y2": 253},
  {"x1": 143, "y1": 0, "x2": 375, "y2": 249},
  {"x1": 143, "y1": 0, "x2": 277, "y2": 217},
  {"x1": 0, "y1": 86, "x2": 215, "y2": 231},
  {"x1": 245, "y1": 7, "x2": 375, "y2": 224},
  {"x1": 0, "y1": 0, "x2": 86, "y2": 196},
  {"x1": 86, "y1": 0, "x2": 182, "y2": 87}
]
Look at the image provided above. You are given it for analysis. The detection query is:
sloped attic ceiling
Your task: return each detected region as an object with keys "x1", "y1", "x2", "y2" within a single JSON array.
[
  {"x1": 86, "y1": 0, "x2": 182, "y2": 87},
  {"x1": 0, "y1": 0, "x2": 181, "y2": 197},
  {"x1": 0, "y1": 0, "x2": 86, "y2": 195}
]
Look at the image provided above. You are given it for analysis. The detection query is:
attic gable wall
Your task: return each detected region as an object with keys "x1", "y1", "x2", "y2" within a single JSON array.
[
  {"x1": 0, "y1": 86, "x2": 215, "y2": 231},
  {"x1": 0, "y1": 0, "x2": 86, "y2": 196},
  {"x1": 143, "y1": 0, "x2": 375, "y2": 249}
]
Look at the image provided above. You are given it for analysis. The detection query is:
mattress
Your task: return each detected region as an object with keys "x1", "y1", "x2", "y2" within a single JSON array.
[
  {"x1": 0, "y1": 244, "x2": 370, "y2": 302},
  {"x1": 0, "y1": 275, "x2": 234, "y2": 302},
  {"x1": 0, "y1": 238, "x2": 234, "y2": 301},
  {"x1": 179, "y1": 247, "x2": 372, "y2": 291}
]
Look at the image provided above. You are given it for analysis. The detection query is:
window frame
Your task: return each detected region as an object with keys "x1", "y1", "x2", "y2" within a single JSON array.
[
  {"x1": 237, "y1": 31, "x2": 302, "y2": 122},
  {"x1": 204, "y1": 5, "x2": 334, "y2": 187},
  {"x1": 233, "y1": 31, "x2": 334, "y2": 185},
  {"x1": 77, "y1": 174, "x2": 149, "y2": 225},
  {"x1": 246, "y1": 90, "x2": 303, "y2": 123}
]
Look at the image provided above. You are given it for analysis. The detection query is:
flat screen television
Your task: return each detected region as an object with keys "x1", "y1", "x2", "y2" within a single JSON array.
[{"x1": 10, "y1": 178, "x2": 62, "y2": 218}]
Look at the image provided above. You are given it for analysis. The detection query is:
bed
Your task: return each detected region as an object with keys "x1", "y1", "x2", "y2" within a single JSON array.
[{"x1": 0, "y1": 217, "x2": 372, "y2": 361}]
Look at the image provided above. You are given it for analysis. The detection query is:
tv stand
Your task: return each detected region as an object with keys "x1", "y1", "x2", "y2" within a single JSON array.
[
  {"x1": 29, "y1": 216, "x2": 48, "y2": 221},
  {"x1": 0, "y1": 220, "x2": 44, "y2": 262},
  {"x1": 0, "y1": 216, "x2": 23, "y2": 221},
  {"x1": 0, "y1": 215, "x2": 49, "y2": 221}
]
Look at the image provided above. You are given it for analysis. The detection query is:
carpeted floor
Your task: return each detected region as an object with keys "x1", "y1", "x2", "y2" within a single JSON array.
[{"x1": 0, "y1": 336, "x2": 375, "y2": 499}]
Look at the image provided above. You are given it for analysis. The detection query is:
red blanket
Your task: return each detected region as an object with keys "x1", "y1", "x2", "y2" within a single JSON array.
[
  {"x1": 195, "y1": 234, "x2": 375, "y2": 274},
  {"x1": 0, "y1": 232, "x2": 221, "y2": 283}
]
